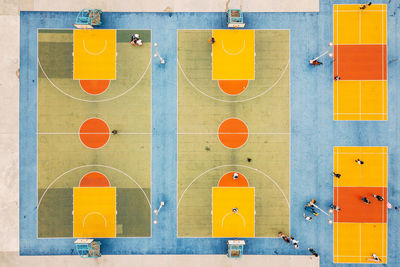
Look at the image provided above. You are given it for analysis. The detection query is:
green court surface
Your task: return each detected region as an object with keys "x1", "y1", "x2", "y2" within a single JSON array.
[
  {"x1": 37, "y1": 29, "x2": 152, "y2": 238},
  {"x1": 177, "y1": 30, "x2": 290, "y2": 237}
]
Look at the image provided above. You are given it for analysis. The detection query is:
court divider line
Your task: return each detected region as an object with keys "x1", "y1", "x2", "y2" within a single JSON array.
[
  {"x1": 177, "y1": 58, "x2": 289, "y2": 103},
  {"x1": 38, "y1": 55, "x2": 151, "y2": 103},
  {"x1": 38, "y1": 164, "x2": 151, "y2": 210},
  {"x1": 177, "y1": 164, "x2": 289, "y2": 209}
]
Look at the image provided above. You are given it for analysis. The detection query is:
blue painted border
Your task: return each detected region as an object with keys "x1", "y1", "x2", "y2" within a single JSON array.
[{"x1": 20, "y1": 1, "x2": 400, "y2": 265}]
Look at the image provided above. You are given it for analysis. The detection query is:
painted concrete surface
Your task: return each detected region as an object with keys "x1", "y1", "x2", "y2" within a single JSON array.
[
  {"x1": 0, "y1": 0, "x2": 318, "y2": 254},
  {"x1": 17, "y1": 4, "x2": 400, "y2": 266},
  {"x1": 0, "y1": 253, "x2": 319, "y2": 267}
]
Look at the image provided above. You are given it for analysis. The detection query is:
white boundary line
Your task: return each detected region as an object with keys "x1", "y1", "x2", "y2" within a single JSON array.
[
  {"x1": 38, "y1": 132, "x2": 152, "y2": 135},
  {"x1": 177, "y1": 132, "x2": 289, "y2": 135},
  {"x1": 178, "y1": 58, "x2": 289, "y2": 103},
  {"x1": 221, "y1": 40, "x2": 246, "y2": 56},
  {"x1": 82, "y1": 40, "x2": 107, "y2": 55},
  {"x1": 38, "y1": 164, "x2": 151, "y2": 210},
  {"x1": 177, "y1": 164, "x2": 289, "y2": 209},
  {"x1": 38, "y1": 55, "x2": 151, "y2": 103}
]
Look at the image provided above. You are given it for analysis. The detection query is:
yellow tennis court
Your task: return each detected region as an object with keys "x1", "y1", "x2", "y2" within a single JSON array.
[
  {"x1": 212, "y1": 29, "x2": 255, "y2": 80},
  {"x1": 333, "y1": 4, "x2": 387, "y2": 121},
  {"x1": 73, "y1": 187, "x2": 116, "y2": 238},
  {"x1": 73, "y1": 29, "x2": 116, "y2": 80},
  {"x1": 333, "y1": 146, "x2": 387, "y2": 187},
  {"x1": 334, "y1": 223, "x2": 387, "y2": 263},
  {"x1": 212, "y1": 187, "x2": 254, "y2": 238},
  {"x1": 334, "y1": 81, "x2": 387, "y2": 121},
  {"x1": 334, "y1": 4, "x2": 387, "y2": 44}
]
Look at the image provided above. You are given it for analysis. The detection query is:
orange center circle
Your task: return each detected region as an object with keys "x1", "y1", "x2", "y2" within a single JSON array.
[
  {"x1": 218, "y1": 172, "x2": 249, "y2": 187},
  {"x1": 80, "y1": 172, "x2": 110, "y2": 187},
  {"x1": 79, "y1": 118, "x2": 110, "y2": 149},
  {"x1": 80, "y1": 80, "x2": 110, "y2": 95},
  {"x1": 218, "y1": 80, "x2": 249, "y2": 95},
  {"x1": 218, "y1": 118, "x2": 249, "y2": 149}
]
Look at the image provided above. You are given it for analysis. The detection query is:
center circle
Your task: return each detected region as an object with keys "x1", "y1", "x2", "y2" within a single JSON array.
[
  {"x1": 218, "y1": 118, "x2": 249, "y2": 149},
  {"x1": 79, "y1": 118, "x2": 110, "y2": 149}
]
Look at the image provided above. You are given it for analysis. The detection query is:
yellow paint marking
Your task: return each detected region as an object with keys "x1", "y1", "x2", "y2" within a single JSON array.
[
  {"x1": 334, "y1": 4, "x2": 387, "y2": 44},
  {"x1": 212, "y1": 30, "x2": 255, "y2": 80},
  {"x1": 73, "y1": 187, "x2": 116, "y2": 238},
  {"x1": 73, "y1": 29, "x2": 116, "y2": 80},
  {"x1": 334, "y1": 223, "x2": 387, "y2": 263},
  {"x1": 334, "y1": 147, "x2": 387, "y2": 187},
  {"x1": 212, "y1": 187, "x2": 254, "y2": 237},
  {"x1": 334, "y1": 81, "x2": 387, "y2": 121}
]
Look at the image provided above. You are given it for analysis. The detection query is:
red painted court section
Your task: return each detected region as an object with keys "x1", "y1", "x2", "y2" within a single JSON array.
[
  {"x1": 218, "y1": 80, "x2": 248, "y2": 95},
  {"x1": 218, "y1": 172, "x2": 249, "y2": 187},
  {"x1": 80, "y1": 80, "x2": 110, "y2": 95},
  {"x1": 218, "y1": 118, "x2": 249, "y2": 149},
  {"x1": 334, "y1": 44, "x2": 387, "y2": 80},
  {"x1": 79, "y1": 118, "x2": 110, "y2": 149},
  {"x1": 334, "y1": 186, "x2": 387, "y2": 223},
  {"x1": 80, "y1": 172, "x2": 110, "y2": 187}
]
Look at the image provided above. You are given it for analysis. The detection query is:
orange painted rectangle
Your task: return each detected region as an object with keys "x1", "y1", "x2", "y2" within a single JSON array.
[
  {"x1": 334, "y1": 45, "x2": 387, "y2": 80},
  {"x1": 334, "y1": 187, "x2": 387, "y2": 223}
]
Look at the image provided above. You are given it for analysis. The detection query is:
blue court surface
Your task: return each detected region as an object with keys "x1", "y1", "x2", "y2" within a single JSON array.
[{"x1": 20, "y1": 1, "x2": 400, "y2": 266}]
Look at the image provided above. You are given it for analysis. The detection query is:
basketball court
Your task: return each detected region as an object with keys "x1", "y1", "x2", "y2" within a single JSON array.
[
  {"x1": 177, "y1": 29, "x2": 290, "y2": 238},
  {"x1": 37, "y1": 29, "x2": 152, "y2": 238}
]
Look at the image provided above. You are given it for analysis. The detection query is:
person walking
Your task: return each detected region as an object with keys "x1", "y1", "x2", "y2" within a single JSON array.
[
  {"x1": 290, "y1": 237, "x2": 299, "y2": 249},
  {"x1": 303, "y1": 213, "x2": 312, "y2": 221},
  {"x1": 333, "y1": 172, "x2": 341, "y2": 178},
  {"x1": 367, "y1": 253, "x2": 381, "y2": 263},
  {"x1": 278, "y1": 232, "x2": 290, "y2": 243},
  {"x1": 308, "y1": 248, "x2": 319, "y2": 257},
  {"x1": 360, "y1": 2, "x2": 372, "y2": 10},
  {"x1": 355, "y1": 159, "x2": 364, "y2": 165},
  {"x1": 362, "y1": 197, "x2": 371, "y2": 204},
  {"x1": 373, "y1": 194, "x2": 384, "y2": 201}
]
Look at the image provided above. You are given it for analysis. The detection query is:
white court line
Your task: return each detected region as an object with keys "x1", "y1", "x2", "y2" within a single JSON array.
[
  {"x1": 177, "y1": 164, "x2": 289, "y2": 209},
  {"x1": 177, "y1": 132, "x2": 289, "y2": 135},
  {"x1": 38, "y1": 55, "x2": 151, "y2": 103},
  {"x1": 82, "y1": 211, "x2": 108, "y2": 228},
  {"x1": 334, "y1": 113, "x2": 387, "y2": 115},
  {"x1": 37, "y1": 164, "x2": 151, "y2": 210},
  {"x1": 82, "y1": 40, "x2": 107, "y2": 55},
  {"x1": 38, "y1": 132, "x2": 151, "y2": 135},
  {"x1": 177, "y1": 59, "x2": 289, "y2": 103},
  {"x1": 335, "y1": 10, "x2": 386, "y2": 13},
  {"x1": 221, "y1": 40, "x2": 246, "y2": 56},
  {"x1": 221, "y1": 212, "x2": 246, "y2": 228}
]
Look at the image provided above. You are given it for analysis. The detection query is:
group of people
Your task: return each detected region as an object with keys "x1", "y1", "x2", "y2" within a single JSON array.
[
  {"x1": 278, "y1": 232, "x2": 299, "y2": 249},
  {"x1": 130, "y1": 33, "x2": 143, "y2": 46}
]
